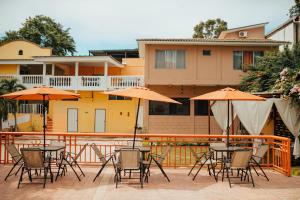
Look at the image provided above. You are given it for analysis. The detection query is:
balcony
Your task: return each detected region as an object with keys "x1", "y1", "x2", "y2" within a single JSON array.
[{"x1": 0, "y1": 74, "x2": 144, "y2": 91}]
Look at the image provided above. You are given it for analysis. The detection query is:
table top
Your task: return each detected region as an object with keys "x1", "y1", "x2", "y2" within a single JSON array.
[
  {"x1": 115, "y1": 146, "x2": 151, "y2": 152},
  {"x1": 210, "y1": 146, "x2": 245, "y2": 152},
  {"x1": 38, "y1": 146, "x2": 65, "y2": 151}
]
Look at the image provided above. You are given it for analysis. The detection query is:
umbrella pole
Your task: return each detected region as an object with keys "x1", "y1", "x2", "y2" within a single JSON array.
[
  {"x1": 43, "y1": 95, "x2": 46, "y2": 157},
  {"x1": 133, "y1": 98, "x2": 141, "y2": 149},
  {"x1": 226, "y1": 99, "x2": 230, "y2": 159}
]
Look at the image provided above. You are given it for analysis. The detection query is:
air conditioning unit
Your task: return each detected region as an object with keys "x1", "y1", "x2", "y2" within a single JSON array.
[{"x1": 239, "y1": 31, "x2": 248, "y2": 38}]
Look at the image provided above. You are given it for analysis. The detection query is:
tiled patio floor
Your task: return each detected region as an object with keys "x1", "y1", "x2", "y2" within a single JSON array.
[{"x1": 1, "y1": 165, "x2": 300, "y2": 200}]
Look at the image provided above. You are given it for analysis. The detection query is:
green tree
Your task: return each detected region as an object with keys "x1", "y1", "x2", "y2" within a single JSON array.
[
  {"x1": 193, "y1": 18, "x2": 227, "y2": 39},
  {"x1": 0, "y1": 89, "x2": 9, "y2": 131},
  {"x1": 240, "y1": 44, "x2": 300, "y2": 104},
  {"x1": 1, "y1": 15, "x2": 76, "y2": 56},
  {"x1": 289, "y1": 0, "x2": 300, "y2": 17},
  {"x1": 0, "y1": 79, "x2": 26, "y2": 131}
]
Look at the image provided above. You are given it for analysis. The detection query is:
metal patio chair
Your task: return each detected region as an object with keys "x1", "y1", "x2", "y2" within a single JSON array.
[
  {"x1": 222, "y1": 149, "x2": 254, "y2": 188},
  {"x1": 145, "y1": 146, "x2": 171, "y2": 182},
  {"x1": 18, "y1": 148, "x2": 53, "y2": 188},
  {"x1": 91, "y1": 143, "x2": 114, "y2": 182},
  {"x1": 4, "y1": 144, "x2": 24, "y2": 181},
  {"x1": 115, "y1": 148, "x2": 144, "y2": 188},
  {"x1": 250, "y1": 144, "x2": 269, "y2": 181},
  {"x1": 188, "y1": 147, "x2": 217, "y2": 181},
  {"x1": 56, "y1": 143, "x2": 88, "y2": 181}
]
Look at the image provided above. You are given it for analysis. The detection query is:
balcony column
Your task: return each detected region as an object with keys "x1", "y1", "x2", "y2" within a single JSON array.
[
  {"x1": 42, "y1": 63, "x2": 47, "y2": 85},
  {"x1": 51, "y1": 64, "x2": 55, "y2": 76},
  {"x1": 104, "y1": 61, "x2": 108, "y2": 90},
  {"x1": 75, "y1": 62, "x2": 79, "y2": 92}
]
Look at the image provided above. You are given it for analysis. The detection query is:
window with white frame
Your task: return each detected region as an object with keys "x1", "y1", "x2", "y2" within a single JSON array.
[{"x1": 155, "y1": 50, "x2": 186, "y2": 69}]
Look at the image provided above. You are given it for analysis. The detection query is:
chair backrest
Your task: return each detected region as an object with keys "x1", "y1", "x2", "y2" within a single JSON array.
[
  {"x1": 157, "y1": 146, "x2": 171, "y2": 164},
  {"x1": 91, "y1": 143, "x2": 106, "y2": 163},
  {"x1": 231, "y1": 150, "x2": 253, "y2": 169},
  {"x1": 253, "y1": 144, "x2": 268, "y2": 163},
  {"x1": 20, "y1": 148, "x2": 44, "y2": 169},
  {"x1": 127, "y1": 140, "x2": 142, "y2": 147},
  {"x1": 210, "y1": 142, "x2": 226, "y2": 159},
  {"x1": 6, "y1": 144, "x2": 22, "y2": 163},
  {"x1": 74, "y1": 143, "x2": 88, "y2": 161},
  {"x1": 189, "y1": 147, "x2": 207, "y2": 161},
  {"x1": 50, "y1": 140, "x2": 65, "y2": 155},
  {"x1": 119, "y1": 148, "x2": 141, "y2": 170}
]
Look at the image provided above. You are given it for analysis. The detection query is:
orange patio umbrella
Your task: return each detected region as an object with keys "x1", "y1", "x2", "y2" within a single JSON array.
[
  {"x1": 1, "y1": 86, "x2": 80, "y2": 151},
  {"x1": 105, "y1": 87, "x2": 180, "y2": 148},
  {"x1": 191, "y1": 87, "x2": 265, "y2": 147}
]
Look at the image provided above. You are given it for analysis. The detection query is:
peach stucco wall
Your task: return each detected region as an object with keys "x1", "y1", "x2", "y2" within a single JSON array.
[
  {"x1": 121, "y1": 58, "x2": 144, "y2": 75},
  {"x1": 219, "y1": 27, "x2": 266, "y2": 39},
  {"x1": 0, "y1": 40, "x2": 52, "y2": 59},
  {"x1": 144, "y1": 44, "x2": 274, "y2": 86},
  {"x1": 144, "y1": 85, "x2": 235, "y2": 134}
]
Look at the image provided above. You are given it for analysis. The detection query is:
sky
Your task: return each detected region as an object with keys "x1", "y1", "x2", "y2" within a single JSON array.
[{"x1": 0, "y1": 0, "x2": 296, "y2": 55}]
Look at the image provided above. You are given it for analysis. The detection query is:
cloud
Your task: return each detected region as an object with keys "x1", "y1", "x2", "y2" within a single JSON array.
[{"x1": 0, "y1": 0, "x2": 295, "y2": 54}]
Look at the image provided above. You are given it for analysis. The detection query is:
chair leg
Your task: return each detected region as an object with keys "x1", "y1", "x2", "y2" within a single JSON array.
[
  {"x1": 226, "y1": 167, "x2": 231, "y2": 188},
  {"x1": 248, "y1": 167, "x2": 255, "y2": 187},
  {"x1": 74, "y1": 161, "x2": 85, "y2": 177},
  {"x1": 17, "y1": 167, "x2": 24, "y2": 189},
  {"x1": 5, "y1": 163, "x2": 18, "y2": 181},
  {"x1": 209, "y1": 159, "x2": 217, "y2": 182},
  {"x1": 15, "y1": 164, "x2": 23, "y2": 176},
  {"x1": 43, "y1": 168, "x2": 47, "y2": 188},
  {"x1": 156, "y1": 161, "x2": 170, "y2": 182},
  {"x1": 55, "y1": 161, "x2": 63, "y2": 181},
  {"x1": 257, "y1": 163, "x2": 269, "y2": 181},
  {"x1": 93, "y1": 165, "x2": 105, "y2": 182},
  {"x1": 188, "y1": 160, "x2": 199, "y2": 176},
  {"x1": 192, "y1": 161, "x2": 205, "y2": 181},
  {"x1": 65, "y1": 159, "x2": 81, "y2": 181}
]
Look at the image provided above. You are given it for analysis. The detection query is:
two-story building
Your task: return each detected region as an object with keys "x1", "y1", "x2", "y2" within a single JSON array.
[
  {"x1": 0, "y1": 40, "x2": 144, "y2": 133},
  {"x1": 138, "y1": 23, "x2": 286, "y2": 134}
]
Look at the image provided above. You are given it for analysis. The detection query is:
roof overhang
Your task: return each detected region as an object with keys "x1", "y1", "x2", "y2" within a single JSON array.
[
  {"x1": 33, "y1": 56, "x2": 123, "y2": 67},
  {"x1": 137, "y1": 39, "x2": 288, "y2": 57},
  {"x1": 220, "y1": 22, "x2": 268, "y2": 34},
  {"x1": 0, "y1": 59, "x2": 43, "y2": 65}
]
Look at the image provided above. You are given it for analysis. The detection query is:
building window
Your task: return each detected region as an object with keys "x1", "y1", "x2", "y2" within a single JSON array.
[
  {"x1": 194, "y1": 100, "x2": 213, "y2": 116},
  {"x1": 203, "y1": 50, "x2": 211, "y2": 56},
  {"x1": 155, "y1": 50, "x2": 186, "y2": 69},
  {"x1": 108, "y1": 95, "x2": 132, "y2": 100},
  {"x1": 18, "y1": 50, "x2": 23, "y2": 55},
  {"x1": 233, "y1": 51, "x2": 264, "y2": 71},
  {"x1": 149, "y1": 98, "x2": 190, "y2": 115}
]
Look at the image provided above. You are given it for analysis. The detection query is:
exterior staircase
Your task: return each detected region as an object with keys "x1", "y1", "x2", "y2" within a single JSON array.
[{"x1": 46, "y1": 117, "x2": 53, "y2": 132}]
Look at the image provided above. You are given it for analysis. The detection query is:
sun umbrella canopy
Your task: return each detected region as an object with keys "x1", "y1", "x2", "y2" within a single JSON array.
[
  {"x1": 191, "y1": 87, "x2": 266, "y2": 101},
  {"x1": 1, "y1": 86, "x2": 79, "y2": 100},
  {"x1": 105, "y1": 87, "x2": 181, "y2": 104}
]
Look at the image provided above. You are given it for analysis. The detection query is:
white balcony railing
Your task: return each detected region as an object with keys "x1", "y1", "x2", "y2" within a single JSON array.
[
  {"x1": 108, "y1": 76, "x2": 144, "y2": 89},
  {"x1": 0, "y1": 74, "x2": 144, "y2": 91}
]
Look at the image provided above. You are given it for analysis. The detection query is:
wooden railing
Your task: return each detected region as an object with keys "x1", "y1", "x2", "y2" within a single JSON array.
[{"x1": 0, "y1": 132, "x2": 291, "y2": 176}]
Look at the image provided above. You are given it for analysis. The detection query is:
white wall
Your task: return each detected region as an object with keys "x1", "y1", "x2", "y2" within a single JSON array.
[{"x1": 269, "y1": 23, "x2": 294, "y2": 51}]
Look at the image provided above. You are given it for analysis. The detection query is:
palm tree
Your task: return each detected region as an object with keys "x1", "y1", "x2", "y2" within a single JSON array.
[
  {"x1": 0, "y1": 79, "x2": 25, "y2": 131},
  {"x1": 0, "y1": 89, "x2": 9, "y2": 130}
]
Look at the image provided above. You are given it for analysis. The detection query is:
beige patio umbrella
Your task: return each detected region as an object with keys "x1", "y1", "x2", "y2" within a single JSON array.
[
  {"x1": 191, "y1": 87, "x2": 265, "y2": 147},
  {"x1": 105, "y1": 87, "x2": 180, "y2": 148},
  {"x1": 1, "y1": 86, "x2": 80, "y2": 151}
]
